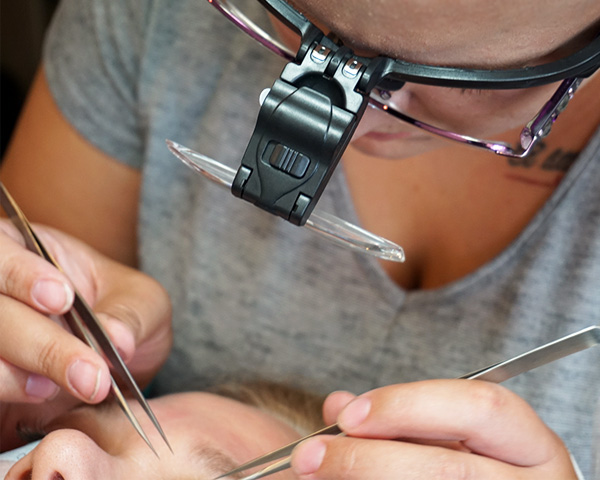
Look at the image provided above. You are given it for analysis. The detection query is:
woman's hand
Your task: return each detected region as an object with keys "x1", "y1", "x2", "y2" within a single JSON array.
[
  {"x1": 0, "y1": 219, "x2": 172, "y2": 405},
  {"x1": 291, "y1": 380, "x2": 578, "y2": 479}
]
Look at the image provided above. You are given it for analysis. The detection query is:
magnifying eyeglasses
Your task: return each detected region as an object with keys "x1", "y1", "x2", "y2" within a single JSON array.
[{"x1": 205, "y1": 0, "x2": 600, "y2": 229}]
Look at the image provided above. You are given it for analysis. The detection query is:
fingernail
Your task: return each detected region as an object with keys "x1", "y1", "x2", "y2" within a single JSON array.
[
  {"x1": 293, "y1": 438, "x2": 327, "y2": 476},
  {"x1": 338, "y1": 396, "x2": 371, "y2": 429},
  {"x1": 32, "y1": 280, "x2": 73, "y2": 313},
  {"x1": 26, "y1": 374, "x2": 60, "y2": 400},
  {"x1": 67, "y1": 360, "x2": 102, "y2": 401}
]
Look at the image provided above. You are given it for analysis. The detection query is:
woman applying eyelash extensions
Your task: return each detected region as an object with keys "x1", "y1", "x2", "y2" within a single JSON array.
[{"x1": 1, "y1": 0, "x2": 600, "y2": 478}]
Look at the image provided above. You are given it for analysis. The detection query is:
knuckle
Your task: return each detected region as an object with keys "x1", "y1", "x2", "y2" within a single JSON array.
[
  {"x1": 335, "y1": 441, "x2": 360, "y2": 479},
  {"x1": 108, "y1": 303, "x2": 145, "y2": 338},
  {"x1": 37, "y1": 338, "x2": 66, "y2": 378},
  {"x1": 432, "y1": 451, "x2": 472, "y2": 480},
  {"x1": 465, "y1": 381, "x2": 510, "y2": 418},
  {"x1": 0, "y1": 253, "x2": 27, "y2": 295}
]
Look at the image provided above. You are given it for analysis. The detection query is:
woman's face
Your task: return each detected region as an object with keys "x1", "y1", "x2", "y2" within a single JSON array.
[
  {"x1": 6, "y1": 392, "x2": 302, "y2": 480},
  {"x1": 278, "y1": 0, "x2": 600, "y2": 159}
]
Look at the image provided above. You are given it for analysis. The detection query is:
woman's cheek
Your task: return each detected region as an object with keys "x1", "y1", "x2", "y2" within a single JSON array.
[{"x1": 384, "y1": 84, "x2": 553, "y2": 138}]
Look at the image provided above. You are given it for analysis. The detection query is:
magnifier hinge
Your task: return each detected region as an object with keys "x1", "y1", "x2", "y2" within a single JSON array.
[{"x1": 232, "y1": 38, "x2": 387, "y2": 226}]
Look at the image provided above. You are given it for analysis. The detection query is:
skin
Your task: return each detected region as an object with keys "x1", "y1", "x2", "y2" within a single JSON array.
[
  {"x1": 1, "y1": 0, "x2": 599, "y2": 477},
  {"x1": 291, "y1": 381, "x2": 579, "y2": 479},
  {"x1": 3, "y1": 392, "x2": 301, "y2": 479}
]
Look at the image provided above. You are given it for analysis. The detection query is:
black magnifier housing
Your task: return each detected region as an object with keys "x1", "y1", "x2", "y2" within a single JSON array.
[{"x1": 232, "y1": 0, "x2": 600, "y2": 225}]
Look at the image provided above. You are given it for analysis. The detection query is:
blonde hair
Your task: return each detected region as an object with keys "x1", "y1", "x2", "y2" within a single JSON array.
[{"x1": 208, "y1": 380, "x2": 326, "y2": 437}]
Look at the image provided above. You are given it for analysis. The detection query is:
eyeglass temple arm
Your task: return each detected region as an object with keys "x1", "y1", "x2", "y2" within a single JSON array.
[{"x1": 258, "y1": 0, "x2": 600, "y2": 88}]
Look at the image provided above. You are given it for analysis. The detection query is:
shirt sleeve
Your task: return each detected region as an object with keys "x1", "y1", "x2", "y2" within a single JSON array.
[{"x1": 43, "y1": 0, "x2": 153, "y2": 168}]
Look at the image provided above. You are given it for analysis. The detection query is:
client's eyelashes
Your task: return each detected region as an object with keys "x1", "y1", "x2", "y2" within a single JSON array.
[
  {"x1": 16, "y1": 422, "x2": 48, "y2": 443},
  {"x1": 459, "y1": 88, "x2": 485, "y2": 95}
]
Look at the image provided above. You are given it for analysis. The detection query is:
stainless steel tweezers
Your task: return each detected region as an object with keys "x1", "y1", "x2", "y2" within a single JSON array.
[
  {"x1": 216, "y1": 325, "x2": 600, "y2": 480},
  {"x1": 0, "y1": 182, "x2": 172, "y2": 456}
]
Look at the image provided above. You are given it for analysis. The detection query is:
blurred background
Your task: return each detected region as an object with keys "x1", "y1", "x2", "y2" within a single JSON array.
[{"x1": 1, "y1": 0, "x2": 59, "y2": 157}]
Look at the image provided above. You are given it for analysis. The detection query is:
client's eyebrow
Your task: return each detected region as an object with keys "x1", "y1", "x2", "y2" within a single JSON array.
[{"x1": 184, "y1": 443, "x2": 242, "y2": 480}]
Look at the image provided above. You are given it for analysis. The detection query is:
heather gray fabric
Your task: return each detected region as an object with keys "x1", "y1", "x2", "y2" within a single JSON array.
[{"x1": 44, "y1": 0, "x2": 599, "y2": 476}]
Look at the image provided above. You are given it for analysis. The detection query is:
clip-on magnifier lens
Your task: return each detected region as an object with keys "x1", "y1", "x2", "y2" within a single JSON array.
[{"x1": 167, "y1": 140, "x2": 405, "y2": 262}]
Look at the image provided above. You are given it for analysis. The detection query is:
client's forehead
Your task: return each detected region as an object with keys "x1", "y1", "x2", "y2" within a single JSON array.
[
  {"x1": 156, "y1": 392, "x2": 302, "y2": 448},
  {"x1": 289, "y1": 0, "x2": 600, "y2": 67},
  {"x1": 153, "y1": 392, "x2": 301, "y2": 479}
]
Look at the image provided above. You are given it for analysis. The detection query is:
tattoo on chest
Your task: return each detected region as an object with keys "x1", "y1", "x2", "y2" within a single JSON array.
[{"x1": 506, "y1": 140, "x2": 579, "y2": 172}]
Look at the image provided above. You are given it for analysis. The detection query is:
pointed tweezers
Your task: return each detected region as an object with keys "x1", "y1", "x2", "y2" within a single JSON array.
[
  {"x1": 216, "y1": 325, "x2": 600, "y2": 480},
  {"x1": 0, "y1": 182, "x2": 172, "y2": 456}
]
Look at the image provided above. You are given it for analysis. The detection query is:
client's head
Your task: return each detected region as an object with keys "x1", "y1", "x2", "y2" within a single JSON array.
[{"x1": 5, "y1": 382, "x2": 325, "y2": 479}]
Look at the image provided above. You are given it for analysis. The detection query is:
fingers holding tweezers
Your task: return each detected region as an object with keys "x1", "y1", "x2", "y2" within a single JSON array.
[
  {"x1": 322, "y1": 391, "x2": 357, "y2": 426},
  {"x1": 0, "y1": 209, "x2": 168, "y2": 402},
  {"x1": 289, "y1": 381, "x2": 575, "y2": 480},
  {"x1": 1, "y1": 183, "x2": 172, "y2": 454},
  {"x1": 0, "y1": 220, "x2": 75, "y2": 315},
  {"x1": 0, "y1": 221, "x2": 132, "y2": 404},
  {"x1": 91, "y1": 259, "x2": 173, "y2": 385},
  {"x1": 0, "y1": 293, "x2": 111, "y2": 403},
  {"x1": 0, "y1": 219, "x2": 119, "y2": 404},
  {"x1": 219, "y1": 326, "x2": 600, "y2": 480}
]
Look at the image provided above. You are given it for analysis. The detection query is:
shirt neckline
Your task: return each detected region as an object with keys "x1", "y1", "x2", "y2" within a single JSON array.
[{"x1": 332, "y1": 127, "x2": 600, "y2": 307}]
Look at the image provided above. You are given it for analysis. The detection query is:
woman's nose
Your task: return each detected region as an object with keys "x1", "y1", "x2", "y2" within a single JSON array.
[{"x1": 6, "y1": 429, "x2": 116, "y2": 480}]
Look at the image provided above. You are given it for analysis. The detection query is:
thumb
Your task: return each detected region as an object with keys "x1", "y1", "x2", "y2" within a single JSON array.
[
  {"x1": 92, "y1": 264, "x2": 172, "y2": 384},
  {"x1": 323, "y1": 391, "x2": 356, "y2": 425}
]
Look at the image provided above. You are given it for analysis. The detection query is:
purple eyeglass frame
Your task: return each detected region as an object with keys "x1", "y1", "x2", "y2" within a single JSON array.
[{"x1": 208, "y1": 0, "x2": 586, "y2": 158}]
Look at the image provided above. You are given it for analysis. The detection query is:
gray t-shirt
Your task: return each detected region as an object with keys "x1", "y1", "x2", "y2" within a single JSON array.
[{"x1": 44, "y1": 0, "x2": 599, "y2": 476}]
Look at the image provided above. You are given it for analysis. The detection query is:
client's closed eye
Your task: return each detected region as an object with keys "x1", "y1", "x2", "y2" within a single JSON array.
[{"x1": 16, "y1": 423, "x2": 47, "y2": 443}]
